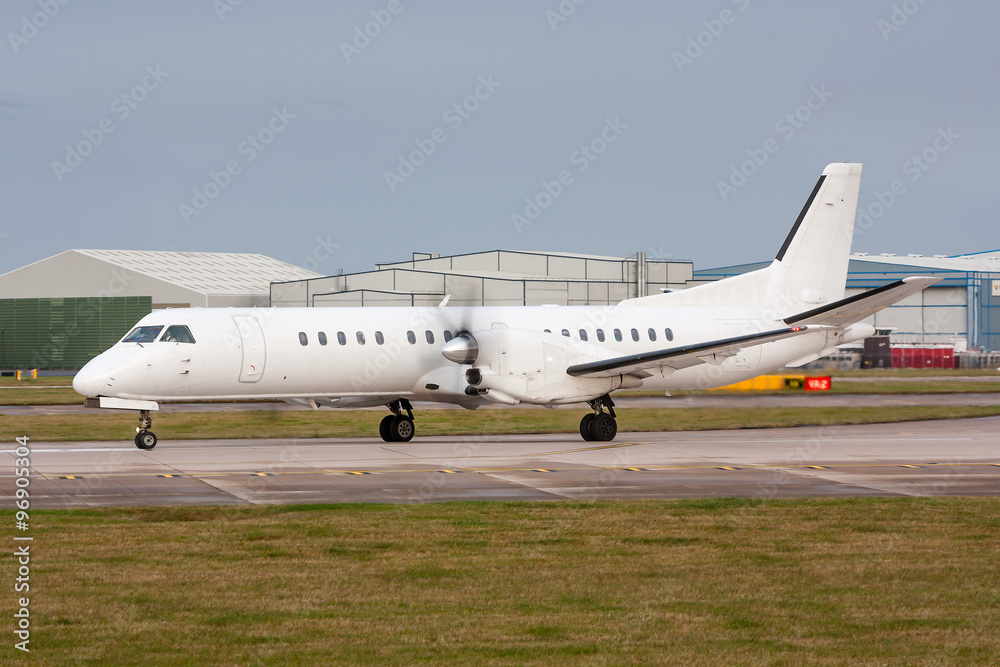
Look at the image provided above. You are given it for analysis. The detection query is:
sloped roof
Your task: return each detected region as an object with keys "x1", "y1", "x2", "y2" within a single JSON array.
[
  {"x1": 71, "y1": 250, "x2": 321, "y2": 294},
  {"x1": 850, "y1": 252, "x2": 1000, "y2": 272}
]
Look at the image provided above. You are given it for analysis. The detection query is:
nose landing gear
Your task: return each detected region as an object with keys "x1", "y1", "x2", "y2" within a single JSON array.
[
  {"x1": 580, "y1": 395, "x2": 618, "y2": 442},
  {"x1": 134, "y1": 410, "x2": 158, "y2": 450}
]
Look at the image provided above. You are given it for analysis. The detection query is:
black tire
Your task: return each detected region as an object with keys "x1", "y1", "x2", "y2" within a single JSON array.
[
  {"x1": 391, "y1": 416, "x2": 415, "y2": 442},
  {"x1": 579, "y1": 414, "x2": 596, "y2": 441},
  {"x1": 379, "y1": 415, "x2": 395, "y2": 442},
  {"x1": 135, "y1": 431, "x2": 157, "y2": 450},
  {"x1": 589, "y1": 414, "x2": 617, "y2": 442}
]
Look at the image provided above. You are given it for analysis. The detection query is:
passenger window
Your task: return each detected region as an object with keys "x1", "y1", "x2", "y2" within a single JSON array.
[
  {"x1": 596, "y1": 329, "x2": 605, "y2": 342},
  {"x1": 298, "y1": 332, "x2": 308, "y2": 346},
  {"x1": 318, "y1": 332, "x2": 328, "y2": 346},
  {"x1": 614, "y1": 329, "x2": 623, "y2": 342},
  {"x1": 160, "y1": 325, "x2": 196, "y2": 344},
  {"x1": 544, "y1": 329, "x2": 551, "y2": 333},
  {"x1": 665, "y1": 328, "x2": 674, "y2": 341},
  {"x1": 407, "y1": 331, "x2": 416, "y2": 345},
  {"x1": 337, "y1": 331, "x2": 347, "y2": 345},
  {"x1": 561, "y1": 329, "x2": 570, "y2": 337},
  {"x1": 375, "y1": 331, "x2": 384, "y2": 345},
  {"x1": 443, "y1": 331, "x2": 453, "y2": 342},
  {"x1": 631, "y1": 328, "x2": 639, "y2": 342},
  {"x1": 648, "y1": 328, "x2": 656, "y2": 342},
  {"x1": 123, "y1": 325, "x2": 163, "y2": 343},
  {"x1": 356, "y1": 331, "x2": 366, "y2": 345},
  {"x1": 579, "y1": 329, "x2": 588, "y2": 341},
  {"x1": 425, "y1": 330, "x2": 434, "y2": 344}
]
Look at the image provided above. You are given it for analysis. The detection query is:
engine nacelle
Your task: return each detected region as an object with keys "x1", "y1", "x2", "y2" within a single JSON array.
[{"x1": 444, "y1": 328, "x2": 642, "y2": 405}]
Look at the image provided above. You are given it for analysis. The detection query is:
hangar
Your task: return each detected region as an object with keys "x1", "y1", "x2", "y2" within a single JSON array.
[
  {"x1": 0, "y1": 250, "x2": 318, "y2": 370},
  {"x1": 0, "y1": 249, "x2": 319, "y2": 308},
  {"x1": 270, "y1": 249, "x2": 695, "y2": 308}
]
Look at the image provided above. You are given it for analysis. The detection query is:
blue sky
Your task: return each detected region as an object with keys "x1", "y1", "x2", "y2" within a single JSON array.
[{"x1": 2, "y1": 1, "x2": 996, "y2": 277}]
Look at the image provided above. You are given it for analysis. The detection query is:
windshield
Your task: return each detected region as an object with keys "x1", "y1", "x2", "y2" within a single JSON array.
[
  {"x1": 122, "y1": 325, "x2": 163, "y2": 343},
  {"x1": 159, "y1": 325, "x2": 196, "y2": 344}
]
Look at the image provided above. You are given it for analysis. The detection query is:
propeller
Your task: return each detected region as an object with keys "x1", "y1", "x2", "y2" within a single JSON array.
[{"x1": 437, "y1": 293, "x2": 480, "y2": 365}]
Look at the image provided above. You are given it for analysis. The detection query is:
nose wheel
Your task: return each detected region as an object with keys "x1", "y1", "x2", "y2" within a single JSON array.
[{"x1": 134, "y1": 410, "x2": 158, "y2": 450}]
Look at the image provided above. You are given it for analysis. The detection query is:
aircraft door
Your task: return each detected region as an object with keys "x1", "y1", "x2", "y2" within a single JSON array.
[{"x1": 233, "y1": 315, "x2": 266, "y2": 383}]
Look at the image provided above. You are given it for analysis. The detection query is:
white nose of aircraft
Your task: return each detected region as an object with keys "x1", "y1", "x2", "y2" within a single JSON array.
[{"x1": 73, "y1": 354, "x2": 113, "y2": 397}]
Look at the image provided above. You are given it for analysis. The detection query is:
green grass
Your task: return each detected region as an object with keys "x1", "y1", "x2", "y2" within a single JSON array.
[
  {"x1": 3, "y1": 405, "x2": 1000, "y2": 442},
  {"x1": 10, "y1": 498, "x2": 1000, "y2": 664}
]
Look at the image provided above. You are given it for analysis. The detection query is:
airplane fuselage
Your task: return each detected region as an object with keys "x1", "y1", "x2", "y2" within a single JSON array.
[{"x1": 73, "y1": 303, "x2": 853, "y2": 405}]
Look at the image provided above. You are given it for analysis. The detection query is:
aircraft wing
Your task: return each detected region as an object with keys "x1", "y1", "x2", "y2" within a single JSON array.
[
  {"x1": 566, "y1": 325, "x2": 822, "y2": 379},
  {"x1": 783, "y1": 277, "x2": 940, "y2": 327}
]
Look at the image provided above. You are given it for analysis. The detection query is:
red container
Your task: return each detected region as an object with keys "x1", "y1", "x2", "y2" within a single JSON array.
[{"x1": 890, "y1": 347, "x2": 958, "y2": 369}]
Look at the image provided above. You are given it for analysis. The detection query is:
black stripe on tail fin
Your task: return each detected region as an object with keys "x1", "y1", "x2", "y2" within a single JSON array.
[{"x1": 775, "y1": 174, "x2": 826, "y2": 262}]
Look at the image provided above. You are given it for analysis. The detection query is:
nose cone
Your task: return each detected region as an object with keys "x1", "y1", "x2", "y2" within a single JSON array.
[
  {"x1": 73, "y1": 355, "x2": 113, "y2": 397},
  {"x1": 441, "y1": 334, "x2": 479, "y2": 365}
]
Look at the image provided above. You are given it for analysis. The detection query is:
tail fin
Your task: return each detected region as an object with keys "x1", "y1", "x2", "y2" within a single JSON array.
[
  {"x1": 627, "y1": 163, "x2": 862, "y2": 313},
  {"x1": 771, "y1": 162, "x2": 862, "y2": 308}
]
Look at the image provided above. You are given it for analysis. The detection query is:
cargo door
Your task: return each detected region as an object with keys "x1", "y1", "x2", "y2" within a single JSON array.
[{"x1": 233, "y1": 315, "x2": 266, "y2": 383}]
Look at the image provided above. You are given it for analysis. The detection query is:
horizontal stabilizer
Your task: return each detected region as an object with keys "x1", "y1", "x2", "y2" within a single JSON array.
[
  {"x1": 566, "y1": 325, "x2": 822, "y2": 379},
  {"x1": 783, "y1": 277, "x2": 940, "y2": 327}
]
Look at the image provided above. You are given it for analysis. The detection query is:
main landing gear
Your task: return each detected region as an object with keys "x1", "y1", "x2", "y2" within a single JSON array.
[
  {"x1": 134, "y1": 410, "x2": 158, "y2": 450},
  {"x1": 379, "y1": 399, "x2": 415, "y2": 442},
  {"x1": 580, "y1": 395, "x2": 618, "y2": 442}
]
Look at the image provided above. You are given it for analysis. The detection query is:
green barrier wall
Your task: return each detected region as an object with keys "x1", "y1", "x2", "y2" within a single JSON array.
[{"x1": 0, "y1": 296, "x2": 152, "y2": 370}]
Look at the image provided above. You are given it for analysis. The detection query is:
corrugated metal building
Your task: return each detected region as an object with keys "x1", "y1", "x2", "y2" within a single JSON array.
[
  {"x1": 270, "y1": 250, "x2": 694, "y2": 307},
  {"x1": 0, "y1": 249, "x2": 320, "y2": 308}
]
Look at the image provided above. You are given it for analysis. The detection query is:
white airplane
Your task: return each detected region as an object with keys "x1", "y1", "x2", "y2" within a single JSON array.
[{"x1": 74, "y1": 163, "x2": 936, "y2": 450}]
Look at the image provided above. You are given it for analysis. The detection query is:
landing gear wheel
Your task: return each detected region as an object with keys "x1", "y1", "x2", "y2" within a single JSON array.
[
  {"x1": 379, "y1": 415, "x2": 394, "y2": 442},
  {"x1": 135, "y1": 431, "x2": 157, "y2": 450},
  {"x1": 390, "y1": 416, "x2": 415, "y2": 442},
  {"x1": 589, "y1": 414, "x2": 617, "y2": 442},
  {"x1": 579, "y1": 414, "x2": 596, "y2": 441}
]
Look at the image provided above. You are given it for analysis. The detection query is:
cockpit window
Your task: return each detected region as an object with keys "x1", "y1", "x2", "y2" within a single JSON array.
[
  {"x1": 159, "y1": 325, "x2": 196, "y2": 344},
  {"x1": 122, "y1": 326, "x2": 163, "y2": 343}
]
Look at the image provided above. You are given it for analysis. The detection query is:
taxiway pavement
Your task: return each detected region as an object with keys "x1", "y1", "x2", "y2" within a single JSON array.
[{"x1": 4, "y1": 417, "x2": 998, "y2": 508}]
